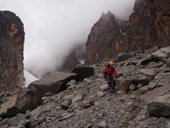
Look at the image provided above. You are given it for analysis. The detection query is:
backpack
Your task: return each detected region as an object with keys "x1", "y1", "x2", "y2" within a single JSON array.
[{"x1": 104, "y1": 64, "x2": 110, "y2": 78}]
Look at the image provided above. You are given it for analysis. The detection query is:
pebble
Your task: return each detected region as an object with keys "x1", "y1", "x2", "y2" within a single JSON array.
[
  {"x1": 98, "y1": 120, "x2": 108, "y2": 128},
  {"x1": 97, "y1": 91, "x2": 105, "y2": 97}
]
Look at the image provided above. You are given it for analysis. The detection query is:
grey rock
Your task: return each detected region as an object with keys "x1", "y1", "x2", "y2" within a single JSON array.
[
  {"x1": 151, "y1": 50, "x2": 167, "y2": 60},
  {"x1": 8, "y1": 114, "x2": 27, "y2": 127},
  {"x1": 63, "y1": 95, "x2": 74, "y2": 100},
  {"x1": 137, "y1": 84, "x2": 143, "y2": 88},
  {"x1": 58, "y1": 113, "x2": 75, "y2": 121},
  {"x1": 97, "y1": 91, "x2": 105, "y2": 97},
  {"x1": 167, "y1": 59, "x2": 170, "y2": 67},
  {"x1": 129, "y1": 84, "x2": 136, "y2": 91},
  {"x1": 28, "y1": 72, "x2": 78, "y2": 96},
  {"x1": 98, "y1": 120, "x2": 108, "y2": 128},
  {"x1": 72, "y1": 95, "x2": 83, "y2": 104},
  {"x1": 117, "y1": 79, "x2": 131, "y2": 92},
  {"x1": 148, "y1": 82, "x2": 156, "y2": 90},
  {"x1": 167, "y1": 122, "x2": 170, "y2": 128},
  {"x1": 147, "y1": 94, "x2": 170, "y2": 117},
  {"x1": 132, "y1": 86, "x2": 149, "y2": 95},
  {"x1": 72, "y1": 65, "x2": 94, "y2": 81},
  {"x1": 137, "y1": 115, "x2": 146, "y2": 121},
  {"x1": 155, "y1": 73, "x2": 170, "y2": 80},
  {"x1": 66, "y1": 80, "x2": 76, "y2": 87},
  {"x1": 100, "y1": 84, "x2": 109, "y2": 91},
  {"x1": 139, "y1": 68, "x2": 156, "y2": 76},
  {"x1": 160, "y1": 46, "x2": 170, "y2": 57},
  {"x1": 0, "y1": 89, "x2": 41, "y2": 118},
  {"x1": 132, "y1": 75, "x2": 150, "y2": 85},
  {"x1": 0, "y1": 118, "x2": 9, "y2": 127},
  {"x1": 113, "y1": 53, "x2": 132, "y2": 63},
  {"x1": 61, "y1": 100, "x2": 71, "y2": 110},
  {"x1": 82, "y1": 100, "x2": 94, "y2": 108}
]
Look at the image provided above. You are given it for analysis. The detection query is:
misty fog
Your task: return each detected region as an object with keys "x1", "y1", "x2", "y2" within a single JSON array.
[{"x1": 0, "y1": 0, "x2": 135, "y2": 78}]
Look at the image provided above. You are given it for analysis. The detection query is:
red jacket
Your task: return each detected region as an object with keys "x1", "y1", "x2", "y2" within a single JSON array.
[{"x1": 104, "y1": 66, "x2": 118, "y2": 78}]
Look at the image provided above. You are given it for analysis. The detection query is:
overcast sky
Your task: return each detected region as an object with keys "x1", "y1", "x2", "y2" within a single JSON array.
[{"x1": 0, "y1": 0, "x2": 135, "y2": 77}]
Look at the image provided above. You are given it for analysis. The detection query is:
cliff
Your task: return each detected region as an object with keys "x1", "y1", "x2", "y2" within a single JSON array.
[
  {"x1": 0, "y1": 11, "x2": 24, "y2": 92},
  {"x1": 86, "y1": 0, "x2": 170, "y2": 64},
  {"x1": 127, "y1": 0, "x2": 170, "y2": 51},
  {"x1": 86, "y1": 11, "x2": 127, "y2": 64}
]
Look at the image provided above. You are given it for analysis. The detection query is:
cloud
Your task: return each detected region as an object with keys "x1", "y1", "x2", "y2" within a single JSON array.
[{"x1": 0, "y1": 0, "x2": 135, "y2": 77}]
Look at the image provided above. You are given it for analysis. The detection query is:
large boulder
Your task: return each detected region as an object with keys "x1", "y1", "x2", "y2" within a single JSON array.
[
  {"x1": 72, "y1": 65, "x2": 94, "y2": 81},
  {"x1": 147, "y1": 94, "x2": 170, "y2": 117},
  {"x1": 0, "y1": 89, "x2": 41, "y2": 118},
  {"x1": 28, "y1": 72, "x2": 78, "y2": 96}
]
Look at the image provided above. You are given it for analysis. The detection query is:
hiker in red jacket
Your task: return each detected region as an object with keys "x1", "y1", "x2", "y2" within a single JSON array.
[{"x1": 104, "y1": 61, "x2": 118, "y2": 92}]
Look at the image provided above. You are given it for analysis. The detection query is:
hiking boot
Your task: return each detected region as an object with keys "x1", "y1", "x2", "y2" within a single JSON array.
[{"x1": 109, "y1": 90, "x2": 114, "y2": 93}]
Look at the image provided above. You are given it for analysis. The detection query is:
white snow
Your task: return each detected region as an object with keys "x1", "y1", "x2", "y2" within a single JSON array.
[{"x1": 24, "y1": 69, "x2": 38, "y2": 87}]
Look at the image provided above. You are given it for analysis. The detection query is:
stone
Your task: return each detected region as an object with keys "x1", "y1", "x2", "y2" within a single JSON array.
[
  {"x1": 57, "y1": 113, "x2": 75, "y2": 121},
  {"x1": 82, "y1": 100, "x2": 94, "y2": 108},
  {"x1": 113, "y1": 53, "x2": 132, "y2": 63},
  {"x1": 0, "y1": 118, "x2": 9, "y2": 127},
  {"x1": 132, "y1": 86, "x2": 149, "y2": 95},
  {"x1": 147, "y1": 94, "x2": 170, "y2": 117},
  {"x1": 61, "y1": 100, "x2": 71, "y2": 110},
  {"x1": 151, "y1": 50, "x2": 167, "y2": 60},
  {"x1": 8, "y1": 113, "x2": 26, "y2": 127},
  {"x1": 72, "y1": 65, "x2": 94, "y2": 81},
  {"x1": 139, "y1": 68, "x2": 156, "y2": 76},
  {"x1": 117, "y1": 79, "x2": 131, "y2": 92},
  {"x1": 0, "y1": 11, "x2": 24, "y2": 92},
  {"x1": 66, "y1": 80, "x2": 76, "y2": 87},
  {"x1": 139, "y1": 58, "x2": 152, "y2": 65},
  {"x1": 132, "y1": 75, "x2": 150, "y2": 85},
  {"x1": 148, "y1": 82, "x2": 156, "y2": 90},
  {"x1": 72, "y1": 95, "x2": 83, "y2": 104},
  {"x1": 137, "y1": 115, "x2": 146, "y2": 121},
  {"x1": 137, "y1": 84, "x2": 143, "y2": 88},
  {"x1": 100, "y1": 84, "x2": 109, "y2": 91},
  {"x1": 167, "y1": 59, "x2": 170, "y2": 67},
  {"x1": 28, "y1": 72, "x2": 78, "y2": 96},
  {"x1": 63, "y1": 95, "x2": 74, "y2": 100},
  {"x1": 167, "y1": 122, "x2": 170, "y2": 128},
  {"x1": 160, "y1": 46, "x2": 170, "y2": 57},
  {"x1": 129, "y1": 84, "x2": 136, "y2": 91},
  {"x1": 98, "y1": 120, "x2": 108, "y2": 128},
  {"x1": 0, "y1": 89, "x2": 41, "y2": 117},
  {"x1": 155, "y1": 73, "x2": 170, "y2": 80},
  {"x1": 97, "y1": 91, "x2": 105, "y2": 97}
]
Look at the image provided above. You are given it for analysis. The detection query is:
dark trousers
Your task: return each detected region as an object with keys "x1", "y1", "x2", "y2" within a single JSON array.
[{"x1": 106, "y1": 77, "x2": 116, "y2": 90}]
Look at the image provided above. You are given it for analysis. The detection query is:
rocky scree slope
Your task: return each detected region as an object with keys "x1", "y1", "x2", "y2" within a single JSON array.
[{"x1": 1, "y1": 46, "x2": 170, "y2": 128}]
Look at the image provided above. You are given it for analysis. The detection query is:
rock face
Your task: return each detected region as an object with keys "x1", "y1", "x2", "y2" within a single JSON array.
[
  {"x1": 86, "y1": 11, "x2": 127, "y2": 64},
  {"x1": 0, "y1": 11, "x2": 24, "y2": 92},
  {"x1": 86, "y1": 0, "x2": 170, "y2": 64},
  {"x1": 128, "y1": 0, "x2": 170, "y2": 51}
]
